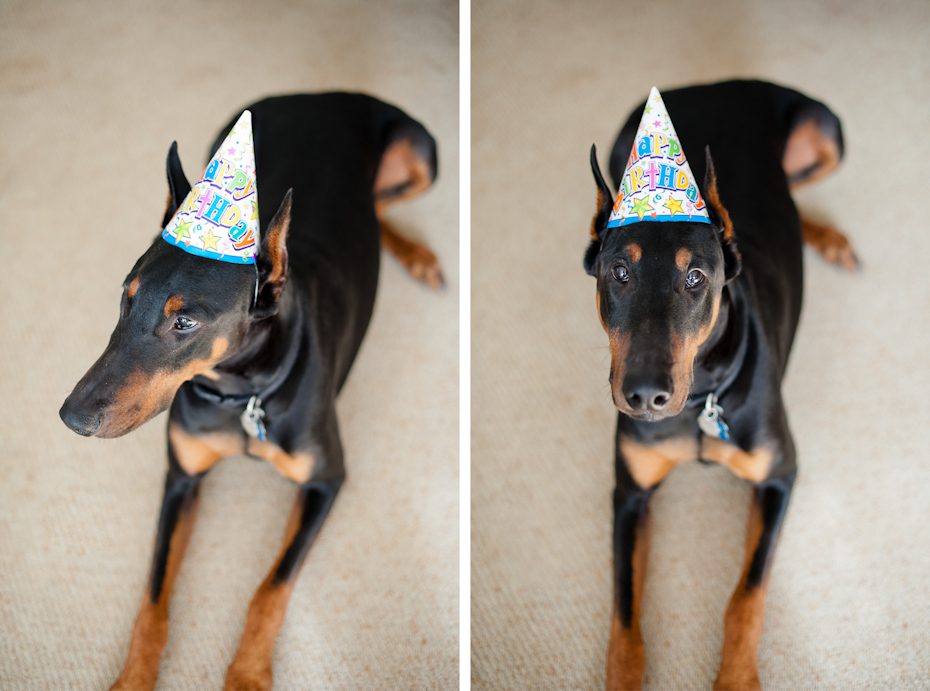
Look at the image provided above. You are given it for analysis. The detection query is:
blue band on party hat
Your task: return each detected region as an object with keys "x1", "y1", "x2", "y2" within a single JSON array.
[
  {"x1": 607, "y1": 87, "x2": 711, "y2": 229},
  {"x1": 161, "y1": 110, "x2": 260, "y2": 264}
]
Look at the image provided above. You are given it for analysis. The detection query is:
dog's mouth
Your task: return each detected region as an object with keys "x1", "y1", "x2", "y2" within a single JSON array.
[
  {"x1": 60, "y1": 367, "x2": 180, "y2": 439},
  {"x1": 60, "y1": 399, "x2": 170, "y2": 439}
]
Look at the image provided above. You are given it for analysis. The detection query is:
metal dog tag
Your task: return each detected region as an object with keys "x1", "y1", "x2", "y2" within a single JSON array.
[
  {"x1": 698, "y1": 393, "x2": 731, "y2": 441},
  {"x1": 240, "y1": 395, "x2": 267, "y2": 441}
]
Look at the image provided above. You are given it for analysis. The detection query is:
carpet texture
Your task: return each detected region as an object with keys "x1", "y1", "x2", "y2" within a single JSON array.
[
  {"x1": 472, "y1": 1, "x2": 930, "y2": 689},
  {"x1": 0, "y1": 1, "x2": 458, "y2": 688}
]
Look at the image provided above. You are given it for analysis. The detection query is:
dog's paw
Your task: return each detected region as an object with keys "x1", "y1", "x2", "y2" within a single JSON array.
[
  {"x1": 110, "y1": 670, "x2": 158, "y2": 691},
  {"x1": 224, "y1": 663, "x2": 272, "y2": 691},
  {"x1": 713, "y1": 669, "x2": 762, "y2": 691},
  {"x1": 802, "y1": 219, "x2": 860, "y2": 271},
  {"x1": 399, "y1": 243, "x2": 445, "y2": 289}
]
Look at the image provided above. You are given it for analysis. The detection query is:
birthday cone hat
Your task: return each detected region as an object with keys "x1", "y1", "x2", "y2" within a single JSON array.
[
  {"x1": 162, "y1": 111, "x2": 259, "y2": 263},
  {"x1": 608, "y1": 87, "x2": 711, "y2": 228}
]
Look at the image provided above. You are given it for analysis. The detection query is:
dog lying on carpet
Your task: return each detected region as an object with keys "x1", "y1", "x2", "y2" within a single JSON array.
[
  {"x1": 60, "y1": 92, "x2": 442, "y2": 690},
  {"x1": 585, "y1": 80, "x2": 856, "y2": 690}
]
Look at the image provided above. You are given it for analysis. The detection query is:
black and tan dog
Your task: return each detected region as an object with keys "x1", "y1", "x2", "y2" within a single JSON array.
[
  {"x1": 59, "y1": 92, "x2": 442, "y2": 690},
  {"x1": 585, "y1": 80, "x2": 856, "y2": 689}
]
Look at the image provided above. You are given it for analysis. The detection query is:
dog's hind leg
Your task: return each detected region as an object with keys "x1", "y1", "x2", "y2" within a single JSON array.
[
  {"x1": 783, "y1": 105, "x2": 859, "y2": 271},
  {"x1": 801, "y1": 217, "x2": 860, "y2": 271},
  {"x1": 374, "y1": 127, "x2": 444, "y2": 289},
  {"x1": 380, "y1": 220, "x2": 445, "y2": 289},
  {"x1": 224, "y1": 467, "x2": 344, "y2": 691}
]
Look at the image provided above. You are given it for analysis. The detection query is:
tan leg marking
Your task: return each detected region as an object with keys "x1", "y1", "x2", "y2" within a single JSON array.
[
  {"x1": 225, "y1": 496, "x2": 303, "y2": 691},
  {"x1": 111, "y1": 498, "x2": 198, "y2": 691},
  {"x1": 374, "y1": 138, "x2": 432, "y2": 217},
  {"x1": 784, "y1": 120, "x2": 841, "y2": 190},
  {"x1": 714, "y1": 498, "x2": 766, "y2": 690},
  {"x1": 380, "y1": 220, "x2": 445, "y2": 289},
  {"x1": 801, "y1": 217, "x2": 859, "y2": 271},
  {"x1": 700, "y1": 439, "x2": 774, "y2": 484},
  {"x1": 619, "y1": 436, "x2": 698, "y2": 489},
  {"x1": 606, "y1": 514, "x2": 650, "y2": 690},
  {"x1": 247, "y1": 439, "x2": 316, "y2": 484}
]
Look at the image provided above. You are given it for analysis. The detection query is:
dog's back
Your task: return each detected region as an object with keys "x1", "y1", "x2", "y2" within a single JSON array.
[{"x1": 210, "y1": 93, "x2": 438, "y2": 387}]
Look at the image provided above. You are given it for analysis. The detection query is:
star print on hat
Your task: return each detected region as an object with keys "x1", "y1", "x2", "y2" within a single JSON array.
[
  {"x1": 607, "y1": 87, "x2": 711, "y2": 228},
  {"x1": 162, "y1": 110, "x2": 260, "y2": 263}
]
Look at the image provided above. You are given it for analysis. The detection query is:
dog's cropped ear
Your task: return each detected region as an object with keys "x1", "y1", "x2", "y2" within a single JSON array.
[
  {"x1": 161, "y1": 142, "x2": 192, "y2": 228},
  {"x1": 703, "y1": 146, "x2": 741, "y2": 282},
  {"x1": 585, "y1": 144, "x2": 614, "y2": 275},
  {"x1": 254, "y1": 189, "x2": 292, "y2": 317}
]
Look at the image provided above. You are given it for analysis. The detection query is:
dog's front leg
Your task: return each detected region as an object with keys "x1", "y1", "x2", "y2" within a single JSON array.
[
  {"x1": 110, "y1": 467, "x2": 203, "y2": 690},
  {"x1": 606, "y1": 483, "x2": 652, "y2": 691},
  {"x1": 607, "y1": 433, "x2": 693, "y2": 690},
  {"x1": 224, "y1": 475, "x2": 343, "y2": 691},
  {"x1": 714, "y1": 475, "x2": 794, "y2": 691}
]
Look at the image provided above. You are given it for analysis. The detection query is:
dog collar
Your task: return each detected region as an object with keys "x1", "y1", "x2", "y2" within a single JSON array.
[{"x1": 188, "y1": 325, "x2": 300, "y2": 441}]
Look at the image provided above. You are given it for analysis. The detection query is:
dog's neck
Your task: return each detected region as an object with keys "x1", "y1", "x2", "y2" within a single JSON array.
[
  {"x1": 691, "y1": 282, "x2": 749, "y2": 399},
  {"x1": 193, "y1": 289, "x2": 305, "y2": 402}
]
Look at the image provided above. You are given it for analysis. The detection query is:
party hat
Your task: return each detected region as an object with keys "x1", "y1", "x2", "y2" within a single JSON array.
[
  {"x1": 607, "y1": 88, "x2": 711, "y2": 228},
  {"x1": 162, "y1": 111, "x2": 259, "y2": 263}
]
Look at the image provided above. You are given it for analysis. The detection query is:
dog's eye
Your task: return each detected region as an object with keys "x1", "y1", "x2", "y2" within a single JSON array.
[
  {"x1": 685, "y1": 269, "x2": 705, "y2": 289},
  {"x1": 611, "y1": 264, "x2": 630, "y2": 283},
  {"x1": 173, "y1": 316, "x2": 198, "y2": 331}
]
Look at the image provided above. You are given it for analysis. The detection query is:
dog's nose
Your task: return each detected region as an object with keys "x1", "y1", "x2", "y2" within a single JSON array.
[
  {"x1": 623, "y1": 375, "x2": 672, "y2": 413},
  {"x1": 59, "y1": 403, "x2": 102, "y2": 436}
]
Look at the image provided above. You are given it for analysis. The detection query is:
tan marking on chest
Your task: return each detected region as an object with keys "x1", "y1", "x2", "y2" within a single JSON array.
[
  {"x1": 169, "y1": 424, "x2": 241, "y2": 475},
  {"x1": 619, "y1": 436, "x2": 698, "y2": 489},
  {"x1": 701, "y1": 438, "x2": 774, "y2": 483},
  {"x1": 247, "y1": 440, "x2": 315, "y2": 484}
]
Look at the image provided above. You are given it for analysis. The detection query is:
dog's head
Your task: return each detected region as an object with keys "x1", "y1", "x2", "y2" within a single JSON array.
[
  {"x1": 59, "y1": 143, "x2": 292, "y2": 438},
  {"x1": 585, "y1": 145, "x2": 741, "y2": 421}
]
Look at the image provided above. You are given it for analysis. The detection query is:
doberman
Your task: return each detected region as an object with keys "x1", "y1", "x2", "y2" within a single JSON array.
[
  {"x1": 585, "y1": 80, "x2": 857, "y2": 690},
  {"x1": 59, "y1": 92, "x2": 443, "y2": 690}
]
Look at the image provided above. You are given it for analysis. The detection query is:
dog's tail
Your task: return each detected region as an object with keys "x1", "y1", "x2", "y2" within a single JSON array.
[{"x1": 372, "y1": 106, "x2": 438, "y2": 219}]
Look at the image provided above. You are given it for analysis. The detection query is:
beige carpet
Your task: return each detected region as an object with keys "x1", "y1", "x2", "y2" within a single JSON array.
[
  {"x1": 0, "y1": 1, "x2": 457, "y2": 689},
  {"x1": 472, "y1": 0, "x2": 930, "y2": 689}
]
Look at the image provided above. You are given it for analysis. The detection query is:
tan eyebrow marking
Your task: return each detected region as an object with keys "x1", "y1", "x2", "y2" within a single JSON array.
[
  {"x1": 126, "y1": 276, "x2": 141, "y2": 298},
  {"x1": 163, "y1": 294, "x2": 185, "y2": 317},
  {"x1": 627, "y1": 243, "x2": 642, "y2": 263},
  {"x1": 675, "y1": 247, "x2": 692, "y2": 271}
]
